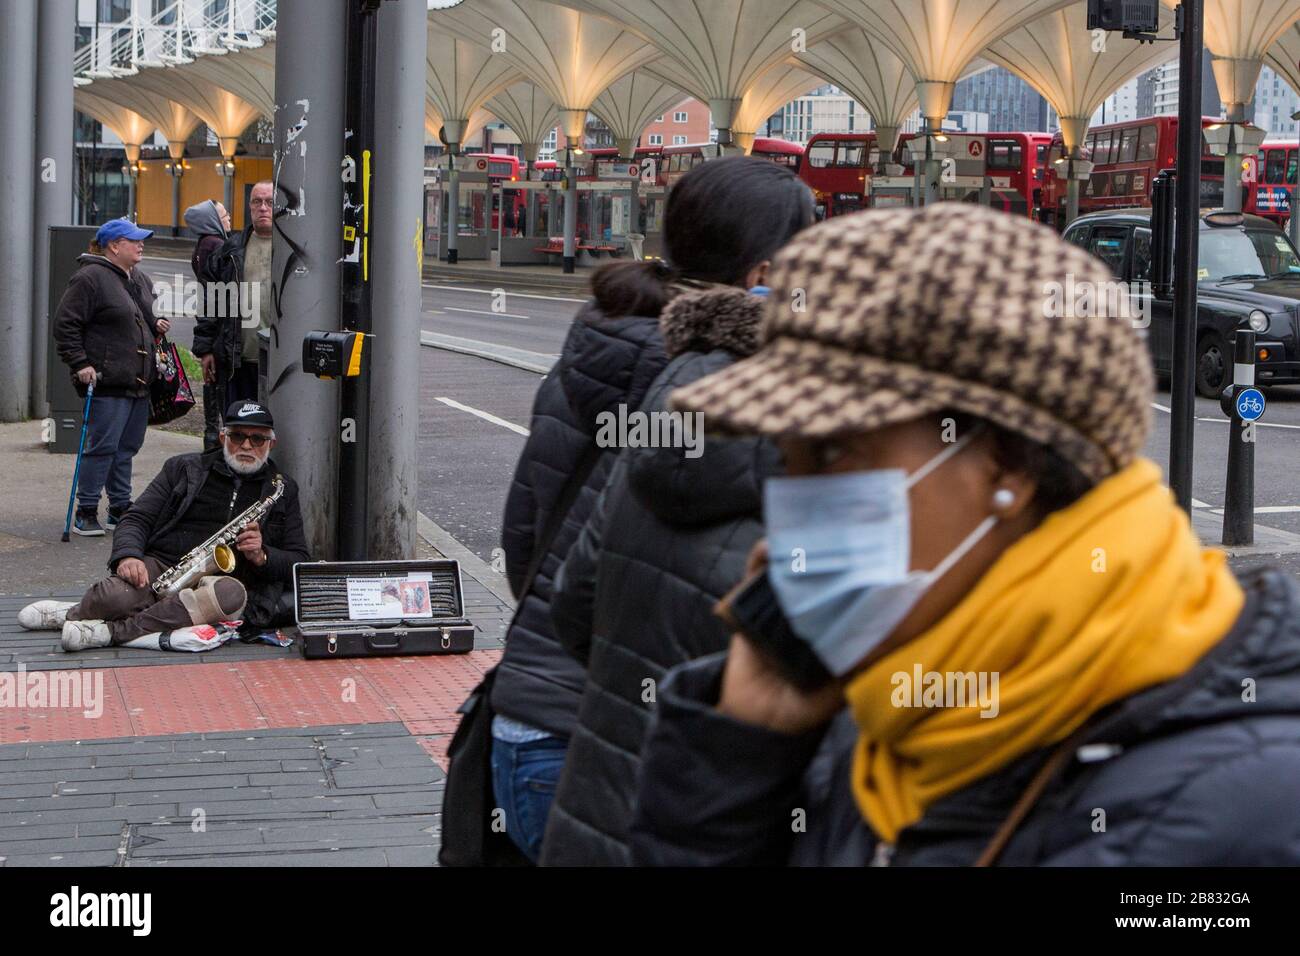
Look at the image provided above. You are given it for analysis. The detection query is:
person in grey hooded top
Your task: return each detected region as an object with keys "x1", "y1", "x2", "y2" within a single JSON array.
[{"x1": 183, "y1": 199, "x2": 230, "y2": 449}]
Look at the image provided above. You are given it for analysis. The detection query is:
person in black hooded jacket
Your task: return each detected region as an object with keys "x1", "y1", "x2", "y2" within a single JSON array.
[
  {"x1": 482, "y1": 158, "x2": 810, "y2": 865},
  {"x1": 537, "y1": 159, "x2": 815, "y2": 866}
]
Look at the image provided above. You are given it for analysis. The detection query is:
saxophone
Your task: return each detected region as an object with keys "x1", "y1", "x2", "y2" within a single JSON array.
[{"x1": 151, "y1": 475, "x2": 286, "y2": 597}]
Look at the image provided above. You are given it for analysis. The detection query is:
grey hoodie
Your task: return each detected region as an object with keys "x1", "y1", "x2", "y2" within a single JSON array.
[{"x1": 183, "y1": 199, "x2": 226, "y2": 237}]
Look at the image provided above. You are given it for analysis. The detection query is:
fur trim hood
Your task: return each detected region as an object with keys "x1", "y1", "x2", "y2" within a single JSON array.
[{"x1": 658, "y1": 286, "x2": 766, "y2": 359}]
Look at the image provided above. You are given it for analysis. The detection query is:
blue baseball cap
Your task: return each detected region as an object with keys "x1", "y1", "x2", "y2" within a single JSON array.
[{"x1": 95, "y1": 218, "x2": 153, "y2": 246}]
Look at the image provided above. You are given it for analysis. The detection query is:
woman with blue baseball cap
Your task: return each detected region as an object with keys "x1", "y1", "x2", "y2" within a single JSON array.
[{"x1": 53, "y1": 218, "x2": 171, "y2": 536}]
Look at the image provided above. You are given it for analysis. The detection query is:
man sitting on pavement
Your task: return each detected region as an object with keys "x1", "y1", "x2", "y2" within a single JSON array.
[{"x1": 17, "y1": 402, "x2": 310, "y2": 652}]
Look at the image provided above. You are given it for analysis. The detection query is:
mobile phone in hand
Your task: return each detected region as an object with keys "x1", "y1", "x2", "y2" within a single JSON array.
[{"x1": 715, "y1": 570, "x2": 834, "y2": 692}]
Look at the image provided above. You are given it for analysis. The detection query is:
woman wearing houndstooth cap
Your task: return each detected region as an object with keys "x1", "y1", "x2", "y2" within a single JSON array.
[{"x1": 627, "y1": 204, "x2": 1300, "y2": 867}]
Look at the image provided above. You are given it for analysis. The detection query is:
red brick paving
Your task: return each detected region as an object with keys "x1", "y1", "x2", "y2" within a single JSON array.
[
  {"x1": 116, "y1": 664, "x2": 267, "y2": 737},
  {"x1": 0, "y1": 649, "x2": 501, "y2": 745}
]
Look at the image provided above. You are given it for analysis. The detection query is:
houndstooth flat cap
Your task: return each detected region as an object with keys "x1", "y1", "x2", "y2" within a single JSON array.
[{"x1": 669, "y1": 204, "x2": 1153, "y2": 483}]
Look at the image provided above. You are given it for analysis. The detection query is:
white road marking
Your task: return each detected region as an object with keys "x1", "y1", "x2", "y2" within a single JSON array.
[
  {"x1": 1208, "y1": 505, "x2": 1300, "y2": 515},
  {"x1": 147, "y1": 258, "x2": 587, "y2": 304},
  {"x1": 445, "y1": 306, "x2": 530, "y2": 319},
  {"x1": 423, "y1": 283, "x2": 588, "y2": 304},
  {"x1": 1149, "y1": 401, "x2": 1300, "y2": 429},
  {"x1": 435, "y1": 396, "x2": 530, "y2": 436}
]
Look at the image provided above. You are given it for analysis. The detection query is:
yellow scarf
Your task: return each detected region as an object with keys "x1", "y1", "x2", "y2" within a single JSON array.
[{"x1": 845, "y1": 459, "x2": 1243, "y2": 844}]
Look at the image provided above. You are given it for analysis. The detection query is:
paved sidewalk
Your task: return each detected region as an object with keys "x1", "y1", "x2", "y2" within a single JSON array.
[{"x1": 0, "y1": 420, "x2": 514, "y2": 866}]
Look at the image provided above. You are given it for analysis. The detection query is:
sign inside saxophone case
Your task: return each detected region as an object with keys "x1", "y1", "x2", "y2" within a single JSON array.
[
  {"x1": 302, "y1": 330, "x2": 365, "y2": 379},
  {"x1": 346, "y1": 573, "x2": 436, "y2": 620}
]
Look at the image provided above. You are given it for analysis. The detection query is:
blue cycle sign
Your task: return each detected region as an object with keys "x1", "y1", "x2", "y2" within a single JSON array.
[{"x1": 1236, "y1": 387, "x2": 1266, "y2": 422}]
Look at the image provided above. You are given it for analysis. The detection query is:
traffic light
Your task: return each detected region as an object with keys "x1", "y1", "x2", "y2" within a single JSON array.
[{"x1": 1087, "y1": 0, "x2": 1160, "y2": 33}]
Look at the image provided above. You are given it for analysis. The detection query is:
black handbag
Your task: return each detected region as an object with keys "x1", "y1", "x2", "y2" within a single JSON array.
[
  {"x1": 438, "y1": 446, "x2": 600, "y2": 867},
  {"x1": 438, "y1": 666, "x2": 530, "y2": 867},
  {"x1": 148, "y1": 336, "x2": 196, "y2": 425}
]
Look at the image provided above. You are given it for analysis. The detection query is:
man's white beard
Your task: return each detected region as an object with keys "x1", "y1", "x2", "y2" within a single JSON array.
[{"x1": 223, "y1": 445, "x2": 268, "y2": 476}]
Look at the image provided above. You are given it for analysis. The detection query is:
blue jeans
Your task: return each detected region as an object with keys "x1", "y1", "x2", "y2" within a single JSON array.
[
  {"x1": 490, "y1": 734, "x2": 568, "y2": 863},
  {"x1": 77, "y1": 395, "x2": 149, "y2": 510}
]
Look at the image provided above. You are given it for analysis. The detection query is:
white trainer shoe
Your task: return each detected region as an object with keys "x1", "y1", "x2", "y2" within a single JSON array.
[
  {"x1": 17, "y1": 600, "x2": 76, "y2": 631},
  {"x1": 61, "y1": 619, "x2": 113, "y2": 652}
]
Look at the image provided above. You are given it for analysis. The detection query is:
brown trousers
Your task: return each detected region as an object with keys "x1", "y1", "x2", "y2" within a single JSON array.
[{"x1": 66, "y1": 556, "x2": 247, "y2": 645}]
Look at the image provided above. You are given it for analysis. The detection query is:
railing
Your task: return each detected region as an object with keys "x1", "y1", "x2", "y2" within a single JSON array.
[{"x1": 74, "y1": 0, "x2": 276, "y2": 86}]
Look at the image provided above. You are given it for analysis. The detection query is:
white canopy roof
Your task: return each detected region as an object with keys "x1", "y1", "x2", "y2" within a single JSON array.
[
  {"x1": 425, "y1": 25, "x2": 523, "y2": 146},
  {"x1": 986, "y1": 1, "x2": 1179, "y2": 149},
  {"x1": 75, "y1": 78, "x2": 202, "y2": 153},
  {"x1": 732, "y1": 64, "x2": 824, "y2": 137},
  {"x1": 1165, "y1": 0, "x2": 1300, "y2": 108},
  {"x1": 794, "y1": 29, "x2": 921, "y2": 133},
  {"x1": 96, "y1": 65, "x2": 261, "y2": 144},
  {"x1": 815, "y1": 0, "x2": 1077, "y2": 121},
  {"x1": 425, "y1": 103, "x2": 493, "y2": 148},
  {"x1": 561, "y1": 0, "x2": 842, "y2": 132},
  {"x1": 591, "y1": 71, "x2": 686, "y2": 155},
  {"x1": 434, "y1": 0, "x2": 662, "y2": 139},
  {"x1": 1267, "y1": 21, "x2": 1300, "y2": 99},
  {"x1": 177, "y1": 42, "x2": 276, "y2": 117},
  {"x1": 487, "y1": 82, "x2": 561, "y2": 160},
  {"x1": 74, "y1": 90, "x2": 156, "y2": 148}
]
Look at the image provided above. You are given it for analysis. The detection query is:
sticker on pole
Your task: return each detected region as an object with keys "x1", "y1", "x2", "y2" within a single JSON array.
[{"x1": 1236, "y1": 387, "x2": 1266, "y2": 422}]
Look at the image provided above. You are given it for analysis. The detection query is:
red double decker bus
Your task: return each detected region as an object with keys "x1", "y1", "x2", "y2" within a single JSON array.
[
  {"x1": 895, "y1": 131, "x2": 1052, "y2": 218},
  {"x1": 797, "y1": 132, "x2": 877, "y2": 218},
  {"x1": 798, "y1": 131, "x2": 1050, "y2": 219},
  {"x1": 657, "y1": 138, "x2": 803, "y2": 188},
  {"x1": 750, "y1": 136, "x2": 804, "y2": 168},
  {"x1": 1037, "y1": 117, "x2": 1255, "y2": 226},
  {"x1": 1244, "y1": 142, "x2": 1298, "y2": 226}
]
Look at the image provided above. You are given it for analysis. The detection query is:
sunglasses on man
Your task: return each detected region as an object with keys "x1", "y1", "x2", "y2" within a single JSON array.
[{"x1": 225, "y1": 430, "x2": 272, "y2": 448}]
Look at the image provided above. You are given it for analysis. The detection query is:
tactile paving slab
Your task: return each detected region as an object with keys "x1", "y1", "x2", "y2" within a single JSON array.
[
  {"x1": 360, "y1": 652, "x2": 497, "y2": 735},
  {"x1": 236, "y1": 658, "x2": 397, "y2": 728},
  {"x1": 1, "y1": 649, "x2": 504, "y2": 745},
  {"x1": 0, "y1": 670, "x2": 136, "y2": 745},
  {"x1": 116, "y1": 664, "x2": 267, "y2": 738}
]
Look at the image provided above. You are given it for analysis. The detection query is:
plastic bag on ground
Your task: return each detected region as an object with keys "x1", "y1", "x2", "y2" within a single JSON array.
[{"x1": 120, "y1": 621, "x2": 242, "y2": 652}]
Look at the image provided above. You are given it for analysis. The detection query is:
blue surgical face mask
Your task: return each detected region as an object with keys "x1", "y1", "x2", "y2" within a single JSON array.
[
  {"x1": 748, "y1": 285, "x2": 771, "y2": 297},
  {"x1": 764, "y1": 431, "x2": 999, "y2": 677}
]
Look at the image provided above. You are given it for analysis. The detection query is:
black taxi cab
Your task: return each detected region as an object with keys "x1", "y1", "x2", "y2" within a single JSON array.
[{"x1": 1063, "y1": 209, "x2": 1300, "y2": 397}]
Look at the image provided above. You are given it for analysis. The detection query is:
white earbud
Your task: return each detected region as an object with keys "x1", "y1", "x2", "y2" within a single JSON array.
[{"x1": 992, "y1": 488, "x2": 1016, "y2": 510}]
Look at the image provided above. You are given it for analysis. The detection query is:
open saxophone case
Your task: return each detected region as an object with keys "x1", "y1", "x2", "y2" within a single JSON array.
[{"x1": 293, "y1": 559, "x2": 475, "y2": 659}]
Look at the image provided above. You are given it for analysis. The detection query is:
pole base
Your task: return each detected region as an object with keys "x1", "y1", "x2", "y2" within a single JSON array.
[
  {"x1": 563, "y1": 256, "x2": 575, "y2": 274},
  {"x1": 447, "y1": 249, "x2": 458, "y2": 265}
]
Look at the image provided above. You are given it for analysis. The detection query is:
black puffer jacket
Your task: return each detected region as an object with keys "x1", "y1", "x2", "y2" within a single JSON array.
[
  {"x1": 110, "y1": 450, "x2": 310, "y2": 630},
  {"x1": 53, "y1": 255, "x2": 159, "y2": 399},
  {"x1": 490, "y1": 302, "x2": 668, "y2": 737},
  {"x1": 540, "y1": 288, "x2": 780, "y2": 866},
  {"x1": 630, "y1": 568, "x2": 1300, "y2": 866}
]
